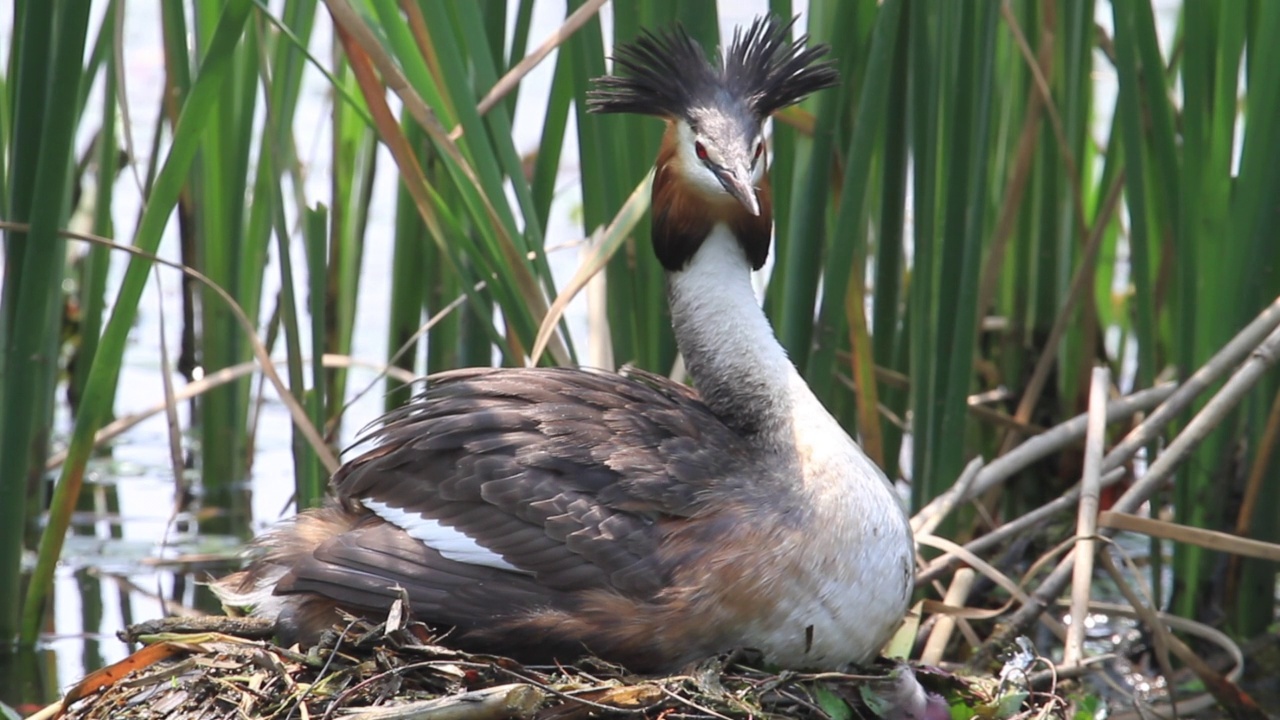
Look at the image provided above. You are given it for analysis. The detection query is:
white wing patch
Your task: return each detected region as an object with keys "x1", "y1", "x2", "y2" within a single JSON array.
[{"x1": 361, "y1": 499, "x2": 522, "y2": 573}]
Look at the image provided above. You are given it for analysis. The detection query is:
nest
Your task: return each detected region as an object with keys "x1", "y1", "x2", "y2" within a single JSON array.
[{"x1": 34, "y1": 613, "x2": 1065, "y2": 720}]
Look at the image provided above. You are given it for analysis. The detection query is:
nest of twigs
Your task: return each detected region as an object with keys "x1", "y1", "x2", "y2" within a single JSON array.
[{"x1": 38, "y1": 613, "x2": 1064, "y2": 720}]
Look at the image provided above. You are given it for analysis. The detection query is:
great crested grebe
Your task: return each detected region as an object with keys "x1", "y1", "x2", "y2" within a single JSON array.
[{"x1": 214, "y1": 15, "x2": 914, "y2": 673}]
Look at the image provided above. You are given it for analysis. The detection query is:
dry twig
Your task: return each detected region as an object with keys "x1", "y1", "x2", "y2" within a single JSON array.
[
  {"x1": 972, "y1": 309, "x2": 1280, "y2": 668},
  {"x1": 1063, "y1": 367, "x2": 1109, "y2": 667}
]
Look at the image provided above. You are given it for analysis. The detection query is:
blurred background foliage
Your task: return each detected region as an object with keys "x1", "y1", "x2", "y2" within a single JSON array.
[{"x1": 1, "y1": 0, "x2": 1278, "y2": 689}]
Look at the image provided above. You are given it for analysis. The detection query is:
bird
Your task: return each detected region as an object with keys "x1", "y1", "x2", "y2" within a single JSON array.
[{"x1": 213, "y1": 15, "x2": 914, "y2": 674}]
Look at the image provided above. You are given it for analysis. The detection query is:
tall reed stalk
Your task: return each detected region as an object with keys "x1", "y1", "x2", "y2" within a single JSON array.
[{"x1": 0, "y1": 0, "x2": 94, "y2": 646}]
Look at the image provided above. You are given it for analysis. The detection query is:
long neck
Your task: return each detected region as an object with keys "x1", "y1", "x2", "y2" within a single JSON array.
[{"x1": 666, "y1": 224, "x2": 815, "y2": 439}]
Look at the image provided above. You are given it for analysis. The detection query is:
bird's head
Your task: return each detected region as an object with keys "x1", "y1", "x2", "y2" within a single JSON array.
[{"x1": 588, "y1": 16, "x2": 838, "y2": 271}]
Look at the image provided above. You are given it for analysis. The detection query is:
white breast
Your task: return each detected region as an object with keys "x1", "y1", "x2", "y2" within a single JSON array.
[{"x1": 743, "y1": 392, "x2": 915, "y2": 667}]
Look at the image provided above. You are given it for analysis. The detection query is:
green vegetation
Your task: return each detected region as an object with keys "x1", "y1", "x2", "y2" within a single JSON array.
[{"x1": 0, "y1": 0, "x2": 1277, "y2": 709}]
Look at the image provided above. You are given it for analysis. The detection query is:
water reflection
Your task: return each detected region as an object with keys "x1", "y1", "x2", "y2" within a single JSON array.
[
  {"x1": 0, "y1": 646, "x2": 58, "y2": 712},
  {"x1": 5, "y1": 556, "x2": 237, "y2": 708}
]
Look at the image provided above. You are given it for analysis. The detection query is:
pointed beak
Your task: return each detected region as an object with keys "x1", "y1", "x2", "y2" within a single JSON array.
[{"x1": 716, "y1": 163, "x2": 761, "y2": 216}]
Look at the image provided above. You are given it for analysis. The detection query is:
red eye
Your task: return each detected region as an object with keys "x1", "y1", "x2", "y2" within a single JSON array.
[
  {"x1": 754, "y1": 142, "x2": 764, "y2": 160},
  {"x1": 695, "y1": 141, "x2": 708, "y2": 161}
]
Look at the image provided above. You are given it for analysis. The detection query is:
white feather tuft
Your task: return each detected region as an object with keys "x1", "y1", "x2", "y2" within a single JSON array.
[
  {"x1": 210, "y1": 564, "x2": 290, "y2": 620},
  {"x1": 361, "y1": 499, "x2": 522, "y2": 573}
]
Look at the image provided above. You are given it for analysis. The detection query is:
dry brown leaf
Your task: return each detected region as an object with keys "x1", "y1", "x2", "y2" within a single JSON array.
[{"x1": 62, "y1": 641, "x2": 196, "y2": 704}]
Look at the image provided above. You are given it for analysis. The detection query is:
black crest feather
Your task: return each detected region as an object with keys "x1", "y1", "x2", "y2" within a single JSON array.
[{"x1": 588, "y1": 16, "x2": 838, "y2": 121}]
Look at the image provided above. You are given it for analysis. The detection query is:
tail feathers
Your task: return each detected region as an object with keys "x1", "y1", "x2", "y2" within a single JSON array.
[{"x1": 212, "y1": 503, "x2": 360, "y2": 641}]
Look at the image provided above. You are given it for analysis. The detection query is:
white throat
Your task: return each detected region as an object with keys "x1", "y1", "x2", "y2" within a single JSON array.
[
  {"x1": 664, "y1": 223, "x2": 905, "y2": 492},
  {"x1": 666, "y1": 224, "x2": 809, "y2": 438}
]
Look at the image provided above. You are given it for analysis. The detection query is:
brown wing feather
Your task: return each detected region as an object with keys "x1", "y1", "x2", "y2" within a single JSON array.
[
  {"x1": 274, "y1": 514, "x2": 566, "y2": 616},
  {"x1": 264, "y1": 366, "x2": 754, "y2": 640}
]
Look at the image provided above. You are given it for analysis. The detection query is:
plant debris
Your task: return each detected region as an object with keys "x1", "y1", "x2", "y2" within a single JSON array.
[{"x1": 33, "y1": 613, "x2": 1069, "y2": 720}]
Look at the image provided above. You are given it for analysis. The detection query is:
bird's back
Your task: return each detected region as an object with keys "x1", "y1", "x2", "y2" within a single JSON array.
[{"x1": 217, "y1": 366, "x2": 768, "y2": 668}]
